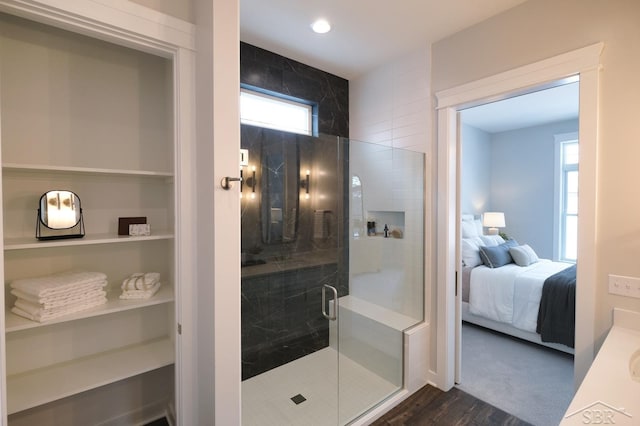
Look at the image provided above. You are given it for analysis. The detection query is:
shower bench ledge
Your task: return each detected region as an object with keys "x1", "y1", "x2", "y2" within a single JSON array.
[{"x1": 338, "y1": 295, "x2": 420, "y2": 331}]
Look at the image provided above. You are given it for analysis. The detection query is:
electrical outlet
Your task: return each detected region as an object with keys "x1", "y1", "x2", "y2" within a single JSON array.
[{"x1": 608, "y1": 274, "x2": 640, "y2": 299}]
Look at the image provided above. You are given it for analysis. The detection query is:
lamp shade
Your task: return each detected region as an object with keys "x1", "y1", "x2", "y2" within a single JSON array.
[{"x1": 482, "y1": 212, "x2": 505, "y2": 228}]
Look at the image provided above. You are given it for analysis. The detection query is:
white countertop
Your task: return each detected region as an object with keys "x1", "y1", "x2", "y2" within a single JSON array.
[{"x1": 561, "y1": 308, "x2": 640, "y2": 425}]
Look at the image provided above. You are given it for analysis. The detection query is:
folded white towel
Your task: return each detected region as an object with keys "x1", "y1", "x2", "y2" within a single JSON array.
[
  {"x1": 121, "y1": 272, "x2": 161, "y2": 291},
  {"x1": 12, "y1": 296, "x2": 107, "y2": 322},
  {"x1": 10, "y1": 272, "x2": 107, "y2": 298},
  {"x1": 15, "y1": 293, "x2": 107, "y2": 316},
  {"x1": 12, "y1": 288, "x2": 107, "y2": 309},
  {"x1": 120, "y1": 281, "x2": 161, "y2": 300},
  {"x1": 11, "y1": 281, "x2": 107, "y2": 306}
]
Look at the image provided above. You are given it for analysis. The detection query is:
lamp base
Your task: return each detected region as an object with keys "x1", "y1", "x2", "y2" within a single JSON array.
[{"x1": 487, "y1": 228, "x2": 499, "y2": 235}]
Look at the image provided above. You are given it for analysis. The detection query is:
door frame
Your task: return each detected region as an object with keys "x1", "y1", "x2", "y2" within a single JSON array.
[{"x1": 434, "y1": 43, "x2": 603, "y2": 391}]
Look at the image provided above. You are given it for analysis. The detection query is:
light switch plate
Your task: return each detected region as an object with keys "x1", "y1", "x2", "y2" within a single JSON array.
[{"x1": 608, "y1": 274, "x2": 640, "y2": 299}]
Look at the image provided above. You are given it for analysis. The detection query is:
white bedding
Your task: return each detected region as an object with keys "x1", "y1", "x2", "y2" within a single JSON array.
[{"x1": 469, "y1": 260, "x2": 572, "y2": 333}]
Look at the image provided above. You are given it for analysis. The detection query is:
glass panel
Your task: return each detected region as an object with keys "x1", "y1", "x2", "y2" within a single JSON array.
[
  {"x1": 240, "y1": 131, "x2": 424, "y2": 425},
  {"x1": 241, "y1": 130, "x2": 341, "y2": 426},
  {"x1": 339, "y1": 139, "x2": 424, "y2": 424},
  {"x1": 563, "y1": 142, "x2": 579, "y2": 165},
  {"x1": 564, "y1": 215, "x2": 578, "y2": 261},
  {"x1": 563, "y1": 169, "x2": 578, "y2": 261}
]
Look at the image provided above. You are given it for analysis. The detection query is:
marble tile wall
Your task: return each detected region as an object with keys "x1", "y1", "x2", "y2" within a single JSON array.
[
  {"x1": 240, "y1": 44, "x2": 350, "y2": 379},
  {"x1": 240, "y1": 42, "x2": 349, "y2": 138},
  {"x1": 241, "y1": 263, "x2": 339, "y2": 380}
]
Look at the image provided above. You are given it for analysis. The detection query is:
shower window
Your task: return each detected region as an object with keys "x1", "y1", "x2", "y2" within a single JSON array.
[{"x1": 240, "y1": 87, "x2": 315, "y2": 136}]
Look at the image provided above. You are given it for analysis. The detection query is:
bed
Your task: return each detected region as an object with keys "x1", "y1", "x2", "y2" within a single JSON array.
[{"x1": 460, "y1": 216, "x2": 576, "y2": 354}]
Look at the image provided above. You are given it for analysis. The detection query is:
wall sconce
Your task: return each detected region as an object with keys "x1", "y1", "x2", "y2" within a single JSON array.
[
  {"x1": 243, "y1": 165, "x2": 256, "y2": 199},
  {"x1": 482, "y1": 211, "x2": 505, "y2": 235},
  {"x1": 240, "y1": 148, "x2": 251, "y2": 199},
  {"x1": 36, "y1": 190, "x2": 85, "y2": 240},
  {"x1": 301, "y1": 169, "x2": 310, "y2": 199}
]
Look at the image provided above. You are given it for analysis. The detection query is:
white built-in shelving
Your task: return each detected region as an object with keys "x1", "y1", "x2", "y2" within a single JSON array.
[
  {"x1": 1, "y1": 12, "x2": 177, "y2": 420},
  {"x1": 2, "y1": 164, "x2": 176, "y2": 414},
  {"x1": 2, "y1": 163, "x2": 174, "y2": 178},
  {"x1": 6, "y1": 337, "x2": 174, "y2": 414},
  {"x1": 4, "y1": 232, "x2": 174, "y2": 251},
  {"x1": 5, "y1": 285, "x2": 175, "y2": 333}
]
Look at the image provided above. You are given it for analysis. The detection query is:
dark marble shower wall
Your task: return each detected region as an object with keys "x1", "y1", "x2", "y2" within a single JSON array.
[
  {"x1": 240, "y1": 128, "x2": 349, "y2": 380},
  {"x1": 241, "y1": 263, "x2": 339, "y2": 380},
  {"x1": 240, "y1": 43, "x2": 350, "y2": 380},
  {"x1": 240, "y1": 42, "x2": 349, "y2": 138}
]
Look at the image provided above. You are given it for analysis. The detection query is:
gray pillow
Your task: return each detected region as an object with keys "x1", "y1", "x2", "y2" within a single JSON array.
[
  {"x1": 479, "y1": 239, "x2": 518, "y2": 268},
  {"x1": 509, "y1": 244, "x2": 539, "y2": 266}
]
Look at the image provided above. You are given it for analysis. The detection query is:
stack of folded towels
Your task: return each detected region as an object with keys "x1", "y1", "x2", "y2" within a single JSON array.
[
  {"x1": 10, "y1": 271, "x2": 108, "y2": 322},
  {"x1": 120, "y1": 272, "x2": 161, "y2": 300}
]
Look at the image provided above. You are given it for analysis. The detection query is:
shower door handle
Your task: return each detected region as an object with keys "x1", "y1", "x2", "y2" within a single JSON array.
[{"x1": 322, "y1": 284, "x2": 338, "y2": 321}]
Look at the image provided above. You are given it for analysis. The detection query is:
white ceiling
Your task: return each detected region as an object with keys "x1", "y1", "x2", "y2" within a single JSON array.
[
  {"x1": 460, "y1": 82, "x2": 580, "y2": 134},
  {"x1": 239, "y1": 0, "x2": 577, "y2": 133},
  {"x1": 240, "y1": 0, "x2": 528, "y2": 80}
]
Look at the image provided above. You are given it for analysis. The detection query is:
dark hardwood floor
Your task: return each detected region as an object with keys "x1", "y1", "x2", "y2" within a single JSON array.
[
  {"x1": 143, "y1": 386, "x2": 529, "y2": 426},
  {"x1": 371, "y1": 385, "x2": 532, "y2": 426}
]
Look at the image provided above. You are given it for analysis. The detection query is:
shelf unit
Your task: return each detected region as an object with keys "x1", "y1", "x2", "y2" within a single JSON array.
[
  {"x1": 5, "y1": 285, "x2": 174, "y2": 333},
  {"x1": 2, "y1": 163, "x2": 174, "y2": 178},
  {"x1": 7, "y1": 337, "x2": 174, "y2": 415},
  {"x1": 1, "y1": 13, "x2": 177, "y2": 422}
]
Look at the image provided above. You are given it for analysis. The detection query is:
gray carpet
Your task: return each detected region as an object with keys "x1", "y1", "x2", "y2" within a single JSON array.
[{"x1": 456, "y1": 323, "x2": 574, "y2": 426}]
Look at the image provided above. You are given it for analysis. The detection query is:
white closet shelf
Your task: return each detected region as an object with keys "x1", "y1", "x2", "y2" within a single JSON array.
[
  {"x1": 2, "y1": 162, "x2": 173, "y2": 177},
  {"x1": 6, "y1": 337, "x2": 174, "y2": 415},
  {"x1": 4, "y1": 232, "x2": 174, "y2": 250},
  {"x1": 5, "y1": 285, "x2": 174, "y2": 333}
]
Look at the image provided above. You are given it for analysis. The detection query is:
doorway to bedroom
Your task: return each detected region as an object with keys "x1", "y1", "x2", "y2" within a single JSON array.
[{"x1": 455, "y1": 82, "x2": 579, "y2": 425}]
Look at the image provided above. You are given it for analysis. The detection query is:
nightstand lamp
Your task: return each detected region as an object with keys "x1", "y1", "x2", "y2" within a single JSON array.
[{"x1": 483, "y1": 212, "x2": 505, "y2": 236}]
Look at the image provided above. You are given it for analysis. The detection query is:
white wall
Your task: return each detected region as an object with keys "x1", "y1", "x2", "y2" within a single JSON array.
[
  {"x1": 432, "y1": 0, "x2": 640, "y2": 349},
  {"x1": 460, "y1": 124, "x2": 491, "y2": 216},
  {"x1": 194, "y1": 0, "x2": 241, "y2": 424},
  {"x1": 490, "y1": 119, "x2": 578, "y2": 259},
  {"x1": 350, "y1": 48, "x2": 431, "y2": 153}
]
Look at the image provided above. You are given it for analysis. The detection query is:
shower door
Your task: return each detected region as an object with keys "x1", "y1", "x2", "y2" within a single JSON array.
[{"x1": 240, "y1": 129, "x2": 341, "y2": 426}]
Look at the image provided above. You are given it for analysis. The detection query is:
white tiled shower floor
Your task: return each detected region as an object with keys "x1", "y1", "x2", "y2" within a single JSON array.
[{"x1": 241, "y1": 347, "x2": 399, "y2": 426}]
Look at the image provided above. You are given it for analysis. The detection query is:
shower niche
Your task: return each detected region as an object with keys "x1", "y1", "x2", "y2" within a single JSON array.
[{"x1": 365, "y1": 210, "x2": 405, "y2": 238}]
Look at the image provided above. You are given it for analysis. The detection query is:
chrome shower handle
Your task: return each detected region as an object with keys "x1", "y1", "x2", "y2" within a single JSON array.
[
  {"x1": 322, "y1": 284, "x2": 338, "y2": 321},
  {"x1": 221, "y1": 176, "x2": 242, "y2": 190}
]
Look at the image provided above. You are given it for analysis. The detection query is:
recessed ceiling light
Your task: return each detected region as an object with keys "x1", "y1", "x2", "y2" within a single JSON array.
[{"x1": 311, "y1": 19, "x2": 331, "y2": 34}]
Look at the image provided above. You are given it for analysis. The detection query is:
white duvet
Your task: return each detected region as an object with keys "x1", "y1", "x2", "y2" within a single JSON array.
[{"x1": 469, "y1": 260, "x2": 572, "y2": 332}]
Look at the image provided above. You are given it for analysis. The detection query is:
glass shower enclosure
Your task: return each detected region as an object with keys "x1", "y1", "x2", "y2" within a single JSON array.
[{"x1": 240, "y1": 127, "x2": 424, "y2": 425}]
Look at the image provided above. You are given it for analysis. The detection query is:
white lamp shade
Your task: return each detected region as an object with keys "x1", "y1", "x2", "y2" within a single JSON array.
[{"x1": 482, "y1": 212, "x2": 505, "y2": 228}]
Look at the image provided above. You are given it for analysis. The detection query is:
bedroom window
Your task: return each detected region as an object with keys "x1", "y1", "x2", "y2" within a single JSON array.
[
  {"x1": 240, "y1": 87, "x2": 314, "y2": 136},
  {"x1": 555, "y1": 134, "x2": 579, "y2": 262}
]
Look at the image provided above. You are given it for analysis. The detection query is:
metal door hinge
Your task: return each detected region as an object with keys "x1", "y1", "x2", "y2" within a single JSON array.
[{"x1": 177, "y1": 323, "x2": 182, "y2": 335}]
